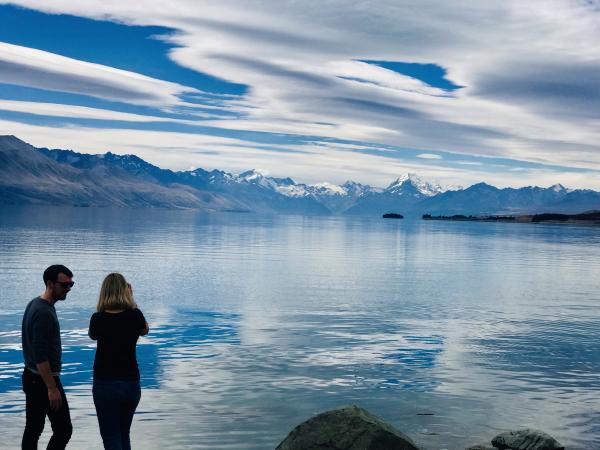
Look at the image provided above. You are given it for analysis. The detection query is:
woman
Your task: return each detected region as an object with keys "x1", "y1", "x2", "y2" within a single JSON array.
[{"x1": 89, "y1": 273, "x2": 149, "y2": 450}]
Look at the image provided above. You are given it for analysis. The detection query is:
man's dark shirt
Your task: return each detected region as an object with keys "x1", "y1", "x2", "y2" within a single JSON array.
[
  {"x1": 22, "y1": 297, "x2": 62, "y2": 374},
  {"x1": 89, "y1": 308, "x2": 146, "y2": 381}
]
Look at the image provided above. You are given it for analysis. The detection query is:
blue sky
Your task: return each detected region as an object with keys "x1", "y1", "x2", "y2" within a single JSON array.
[{"x1": 0, "y1": 1, "x2": 599, "y2": 189}]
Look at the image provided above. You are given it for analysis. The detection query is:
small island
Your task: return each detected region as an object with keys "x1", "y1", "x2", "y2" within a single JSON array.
[{"x1": 382, "y1": 213, "x2": 404, "y2": 219}]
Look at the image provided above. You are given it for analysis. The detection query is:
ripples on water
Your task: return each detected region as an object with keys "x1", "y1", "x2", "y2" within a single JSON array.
[{"x1": 0, "y1": 206, "x2": 599, "y2": 449}]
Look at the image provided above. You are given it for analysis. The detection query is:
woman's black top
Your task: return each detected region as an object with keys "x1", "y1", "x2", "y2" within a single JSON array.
[{"x1": 89, "y1": 308, "x2": 146, "y2": 381}]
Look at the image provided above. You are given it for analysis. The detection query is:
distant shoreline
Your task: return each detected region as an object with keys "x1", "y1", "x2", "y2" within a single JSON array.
[{"x1": 422, "y1": 211, "x2": 600, "y2": 225}]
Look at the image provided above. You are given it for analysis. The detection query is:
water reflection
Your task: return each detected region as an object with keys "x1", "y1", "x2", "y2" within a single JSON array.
[{"x1": 0, "y1": 206, "x2": 599, "y2": 449}]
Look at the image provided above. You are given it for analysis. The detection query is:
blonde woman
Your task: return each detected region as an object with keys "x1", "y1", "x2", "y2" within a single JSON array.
[{"x1": 89, "y1": 273, "x2": 148, "y2": 450}]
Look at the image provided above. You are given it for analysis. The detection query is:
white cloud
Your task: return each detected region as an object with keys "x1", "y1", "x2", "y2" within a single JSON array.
[
  {"x1": 417, "y1": 153, "x2": 442, "y2": 160},
  {"x1": 2, "y1": 0, "x2": 600, "y2": 183},
  {"x1": 0, "y1": 100, "x2": 221, "y2": 122},
  {"x1": 0, "y1": 42, "x2": 198, "y2": 107},
  {"x1": 455, "y1": 161, "x2": 483, "y2": 166}
]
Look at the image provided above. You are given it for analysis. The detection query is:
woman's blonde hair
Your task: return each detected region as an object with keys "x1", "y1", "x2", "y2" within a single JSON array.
[{"x1": 97, "y1": 273, "x2": 137, "y2": 312}]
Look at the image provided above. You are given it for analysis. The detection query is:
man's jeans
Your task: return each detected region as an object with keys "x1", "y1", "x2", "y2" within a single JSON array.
[
  {"x1": 93, "y1": 379, "x2": 141, "y2": 450},
  {"x1": 21, "y1": 369, "x2": 72, "y2": 450}
]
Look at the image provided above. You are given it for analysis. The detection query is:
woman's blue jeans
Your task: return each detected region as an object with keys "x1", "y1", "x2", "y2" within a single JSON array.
[{"x1": 93, "y1": 379, "x2": 141, "y2": 450}]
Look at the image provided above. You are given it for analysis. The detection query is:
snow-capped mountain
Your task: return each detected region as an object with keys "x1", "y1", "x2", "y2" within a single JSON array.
[
  {"x1": 384, "y1": 173, "x2": 446, "y2": 197},
  {"x1": 3, "y1": 136, "x2": 599, "y2": 215},
  {"x1": 344, "y1": 173, "x2": 458, "y2": 215},
  {"x1": 304, "y1": 181, "x2": 379, "y2": 213},
  {"x1": 235, "y1": 169, "x2": 294, "y2": 191},
  {"x1": 341, "y1": 181, "x2": 380, "y2": 198},
  {"x1": 550, "y1": 183, "x2": 572, "y2": 194},
  {"x1": 306, "y1": 182, "x2": 347, "y2": 196},
  {"x1": 222, "y1": 172, "x2": 381, "y2": 213}
]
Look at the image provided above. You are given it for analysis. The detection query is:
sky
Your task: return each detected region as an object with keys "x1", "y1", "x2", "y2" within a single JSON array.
[{"x1": 1, "y1": 0, "x2": 599, "y2": 189}]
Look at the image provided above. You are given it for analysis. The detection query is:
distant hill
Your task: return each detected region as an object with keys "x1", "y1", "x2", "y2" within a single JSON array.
[
  {"x1": 1, "y1": 135, "x2": 599, "y2": 215},
  {"x1": 0, "y1": 135, "x2": 240, "y2": 210},
  {"x1": 417, "y1": 182, "x2": 600, "y2": 215},
  {"x1": 37, "y1": 148, "x2": 330, "y2": 214}
]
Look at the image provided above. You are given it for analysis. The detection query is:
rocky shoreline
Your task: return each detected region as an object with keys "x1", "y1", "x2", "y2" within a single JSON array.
[{"x1": 277, "y1": 405, "x2": 565, "y2": 450}]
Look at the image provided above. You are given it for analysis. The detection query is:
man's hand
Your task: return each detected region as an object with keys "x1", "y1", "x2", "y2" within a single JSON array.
[
  {"x1": 48, "y1": 385, "x2": 63, "y2": 411},
  {"x1": 36, "y1": 361, "x2": 62, "y2": 410}
]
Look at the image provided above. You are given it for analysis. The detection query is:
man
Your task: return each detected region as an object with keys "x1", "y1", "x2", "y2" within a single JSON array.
[{"x1": 21, "y1": 265, "x2": 74, "y2": 449}]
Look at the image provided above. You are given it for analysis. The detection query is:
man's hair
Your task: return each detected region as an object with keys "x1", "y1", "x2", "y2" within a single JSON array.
[{"x1": 43, "y1": 265, "x2": 73, "y2": 285}]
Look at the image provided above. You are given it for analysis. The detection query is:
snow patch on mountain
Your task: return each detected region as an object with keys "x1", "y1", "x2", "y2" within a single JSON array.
[
  {"x1": 236, "y1": 169, "x2": 276, "y2": 188},
  {"x1": 309, "y1": 182, "x2": 347, "y2": 196},
  {"x1": 276, "y1": 184, "x2": 309, "y2": 197},
  {"x1": 550, "y1": 183, "x2": 572, "y2": 193},
  {"x1": 386, "y1": 173, "x2": 446, "y2": 197},
  {"x1": 342, "y1": 181, "x2": 379, "y2": 197},
  {"x1": 229, "y1": 169, "x2": 398, "y2": 203}
]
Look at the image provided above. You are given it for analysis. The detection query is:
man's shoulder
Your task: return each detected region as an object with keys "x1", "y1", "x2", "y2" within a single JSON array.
[
  {"x1": 24, "y1": 297, "x2": 41, "y2": 313},
  {"x1": 26, "y1": 298, "x2": 55, "y2": 318}
]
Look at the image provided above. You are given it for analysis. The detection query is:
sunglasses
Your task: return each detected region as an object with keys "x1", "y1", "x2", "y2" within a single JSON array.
[{"x1": 54, "y1": 281, "x2": 75, "y2": 288}]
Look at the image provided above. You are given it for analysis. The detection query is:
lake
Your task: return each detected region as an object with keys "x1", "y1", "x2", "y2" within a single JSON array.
[{"x1": 0, "y1": 206, "x2": 598, "y2": 449}]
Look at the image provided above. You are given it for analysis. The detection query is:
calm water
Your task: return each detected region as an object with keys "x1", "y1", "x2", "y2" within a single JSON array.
[{"x1": 0, "y1": 206, "x2": 599, "y2": 449}]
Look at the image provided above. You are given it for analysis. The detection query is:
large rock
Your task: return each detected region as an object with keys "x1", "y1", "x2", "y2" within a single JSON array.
[
  {"x1": 491, "y1": 429, "x2": 564, "y2": 450},
  {"x1": 276, "y1": 405, "x2": 421, "y2": 450},
  {"x1": 466, "y1": 445, "x2": 495, "y2": 450}
]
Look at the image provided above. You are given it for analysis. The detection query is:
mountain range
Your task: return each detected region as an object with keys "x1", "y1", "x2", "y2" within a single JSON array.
[{"x1": 1, "y1": 135, "x2": 599, "y2": 216}]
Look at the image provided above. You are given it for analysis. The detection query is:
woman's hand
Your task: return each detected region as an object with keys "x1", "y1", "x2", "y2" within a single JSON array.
[{"x1": 140, "y1": 321, "x2": 149, "y2": 336}]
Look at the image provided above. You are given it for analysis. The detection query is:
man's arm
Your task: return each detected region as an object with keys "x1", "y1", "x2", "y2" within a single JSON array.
[
  {"x1": 35, "y1": 361, "x2": 62, "y2": 411},
  {"x1": 30, "y1": 310, "x2": 62, "y2": 410}
]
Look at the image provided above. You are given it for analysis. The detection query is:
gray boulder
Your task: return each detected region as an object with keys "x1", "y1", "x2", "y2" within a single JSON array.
[
  {"x1": 276, "y1": 405, "x2": 421, "y2": 450},
  {"x1": 466, "y1": 445, "x2": 495, "y2": 450},
  {"x1": 492, "y1": 429, "x2": 564, "y2": 450}
]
